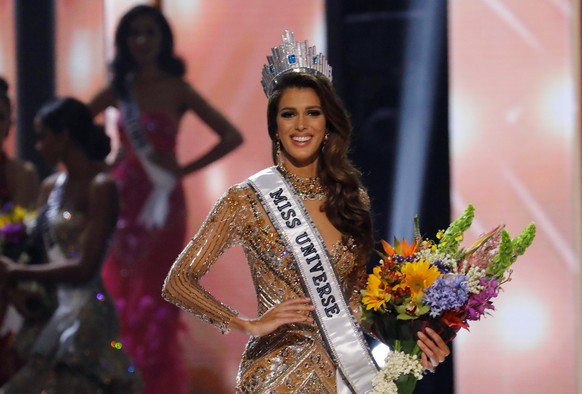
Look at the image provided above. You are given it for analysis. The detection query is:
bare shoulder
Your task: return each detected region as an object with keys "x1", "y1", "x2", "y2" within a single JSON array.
[
  {"x1": 89, "y1": 85, "x2": 117, "y2": 115},
  {"x1": 6, "y1": 157, "x2": 32, "y2": 174},
  {"x1": 154, "y1": 77, "x2": 197, "y2": 111},
  {"x1": 90, "y1": 172, "x2": 118, "y2": 194},
  {"x1": 159, "y1": 75, "x2": 187, "y2": 93},
  {"x1": 39, "y1": 173, "x2": 59, "y2": 197},
  {"x1": 22, "y1": 160, "x2": 37, "y2": 175},
  {"x1": 177, "y1": 79, "x2": 195, "y2": 93},
  {"x1": 182, "y1": 78, "x2": 213, "y2": 102},
  {"x1": 178, "y1": 79, "x2": 202, "y2": 101},
  {"x1": 87, "y1": 173, "x2": 118, "y2": 223}
]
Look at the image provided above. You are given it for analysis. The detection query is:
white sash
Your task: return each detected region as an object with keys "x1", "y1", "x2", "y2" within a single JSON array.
[
  {"x1": 248, "y1": 167, "x2": 377, "y2": 394},
  {"x1": 118, "y1": 75, "x2": 176, "y2": 229}
]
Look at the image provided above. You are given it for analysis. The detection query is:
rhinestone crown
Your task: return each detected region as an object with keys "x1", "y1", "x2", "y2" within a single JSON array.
[{"x1": 261, "y1": 30, "x2": 332, "y2": 97}]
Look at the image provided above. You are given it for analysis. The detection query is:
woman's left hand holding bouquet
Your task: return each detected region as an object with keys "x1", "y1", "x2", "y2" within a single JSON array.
[{"x1": 416, "y1": 327, "x2": 450, "y2": 372}]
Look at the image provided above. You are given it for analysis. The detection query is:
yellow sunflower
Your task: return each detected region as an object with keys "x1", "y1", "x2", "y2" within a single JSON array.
[
  {"x1": 396, "y1": 259, "x2": 441, "y2": 300},
  {"x1": 361, "y1": 266, "x2": 391, "y2": 311}
]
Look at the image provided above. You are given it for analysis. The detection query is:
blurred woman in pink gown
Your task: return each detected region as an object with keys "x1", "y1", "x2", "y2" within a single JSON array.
[{"x1": 89, "y1": 5, "x2": 243, "y2": 394}]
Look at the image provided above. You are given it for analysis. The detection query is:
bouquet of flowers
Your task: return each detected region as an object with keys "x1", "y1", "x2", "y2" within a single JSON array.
[
  {"x1": 0, "y1": 203, "x2": 37, "y2": 383},
  {"x1": 0, "y1": 203, "x2": 55, "y2": 321},
  {"x1": 0, "y1": 203, "x2": 35, "y2": 263},
  {"x1": 360, "y1": 204, "x2": 536, "y2": 394}
]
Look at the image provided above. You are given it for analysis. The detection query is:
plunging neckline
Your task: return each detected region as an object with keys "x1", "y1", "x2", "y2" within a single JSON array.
[
  {"x1": 261, "y1": 203, "x2": 346, "y2": 260},
  {"x1": 301, "y1": 200, "x2": 343, "y2": 258}
]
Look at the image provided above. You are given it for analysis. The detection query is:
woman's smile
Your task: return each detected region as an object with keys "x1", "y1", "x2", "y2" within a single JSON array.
[{"x1": 276, "y1": 87, "x2": 326, "y2": 175}]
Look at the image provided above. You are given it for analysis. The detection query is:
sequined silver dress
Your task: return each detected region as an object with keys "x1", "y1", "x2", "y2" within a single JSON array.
[
  {"x1": 163, "y1": 182, "x2": 367, "y2": 393},
  {"x1": 0, "y1": 175, "x2": 143, "y2": 394}
]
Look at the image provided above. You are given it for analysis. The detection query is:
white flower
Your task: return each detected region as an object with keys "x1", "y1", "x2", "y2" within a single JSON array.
[
  {"x1": 371, "y1": 350, "x2": 425, "y2": 393},
  {"x1": 415, "y1": 249, "x2": 457, "y2": 271},
  {"x1": 460, "y1": 262, "x2": 486, "y2": 294},
  {"x1": 371, "y1": 378, "x2": 398, "y2": 394}
]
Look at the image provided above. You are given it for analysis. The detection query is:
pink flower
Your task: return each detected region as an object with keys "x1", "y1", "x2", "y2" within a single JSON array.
[{"x1": 465, "y1": 277, "x2": 499, "y2": 322}]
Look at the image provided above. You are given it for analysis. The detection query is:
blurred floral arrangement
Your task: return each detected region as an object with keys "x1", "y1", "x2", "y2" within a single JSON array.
[
  {"x1": 0, "y1": 203, "x2": 55, "y2": 321},
  {"x1": 360, "y1": 204, "x2": 536, "y2": 394},
  {"x1": 0, "y1": 203, "x2": 35, "y2": 263}
]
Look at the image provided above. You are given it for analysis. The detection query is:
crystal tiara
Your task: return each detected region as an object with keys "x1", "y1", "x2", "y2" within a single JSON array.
[{"x1": 261, "y1": 30, "x2": 333, "y2": 97}]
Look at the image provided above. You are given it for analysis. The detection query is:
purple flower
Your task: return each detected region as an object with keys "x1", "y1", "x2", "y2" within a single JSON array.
[
  {"x1": 0, "y1": 223, "x2": 26, "y2": 244},
  {"x1": 433, "y1": 259, "x2": 452, "y2": 274},
  {"x1": 424, "y1": 275, "x2": 469, "y2": 318},
  {"x1": 465, "y1": 276, "x2": 499, "y2": 321},
  {"x1": 0, "y1": 202, "x2": 14, "y2": 214}
]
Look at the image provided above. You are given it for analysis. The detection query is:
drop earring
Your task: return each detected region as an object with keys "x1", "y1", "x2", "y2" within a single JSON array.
[
  {"x1": 321, "y1": 131, "x2": 329, "y2": 151},
  {"x1": 275, "y1": 138, "x2": 282, "y2": 164}
]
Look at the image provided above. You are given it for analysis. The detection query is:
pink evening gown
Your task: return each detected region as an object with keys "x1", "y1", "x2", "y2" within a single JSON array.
[{"x1": 103, "y1": 109, "x2": 188, "y2": 394}]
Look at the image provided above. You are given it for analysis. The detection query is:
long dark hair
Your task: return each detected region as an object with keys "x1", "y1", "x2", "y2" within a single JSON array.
[
  {"x1": 37, "y1": 97, "x2": 111, "y2": 161},
  {"x1": 111, "y1": 5, "x2": 185, "y2": 97},
  {"x1": 267, "y1": 72, "x2": 374, "y2": 260},
  {"x1": 0, "y1": 77, "x2": 11, "y2": 138},
  {"x1": 0, "y1": 77, "x2": 10, "y2": 109}
]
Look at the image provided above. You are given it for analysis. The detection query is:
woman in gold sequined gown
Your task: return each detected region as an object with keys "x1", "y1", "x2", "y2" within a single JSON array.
[
  {"x1": 0, "y1": 98, "x2": 142, "y2": 393},
  {"x1": 163, "y1": 35, "x2": 450, "y2": 393}
]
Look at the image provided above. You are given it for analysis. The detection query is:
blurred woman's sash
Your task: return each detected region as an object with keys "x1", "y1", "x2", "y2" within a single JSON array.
[
  {"x1": 118, "y1": 75, "x2": 176, "y2": 229},
  {"x1": 248, "y1": 166, "x2": 377, "y2": 394}
]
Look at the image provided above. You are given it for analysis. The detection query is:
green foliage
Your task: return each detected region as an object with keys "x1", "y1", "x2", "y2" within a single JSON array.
[
  {"x1": 437, "y1": 204, "x2": 475, "y2": 256},
  {"x1": 511, "y1": 223, "x2": 536, "y2": 263},
  {"x1": 395, "y1": 304, "x2": 430, "y2": 320},
  {"x1": 360, "y1": 305, "x2": 375, "y2": 326},
  {"x1": 489, "y1": 230, "x2": 512, "y2": 279},
  {"x1": 395, "y1": 294, "x2": 430, "y2": 320},
  {"x1": 413, "y1": 215, "x2": 421, "y2": 242},
  {"x1": 488, "y1": 222, "x2": 537, "y2": 279}
]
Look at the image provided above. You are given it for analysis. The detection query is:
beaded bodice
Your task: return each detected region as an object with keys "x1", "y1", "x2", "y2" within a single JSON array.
[
  {"x1": 163, "y1": 183, "x2": 367, "y2": 392},
  {"x1": 277, "y1": 163, "x2": 328, "y2": 201}
]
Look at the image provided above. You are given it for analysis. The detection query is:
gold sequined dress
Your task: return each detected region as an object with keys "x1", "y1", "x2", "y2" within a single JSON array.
[{"x1": 163, "y1": 181, "x2": 367, "y2": 394}]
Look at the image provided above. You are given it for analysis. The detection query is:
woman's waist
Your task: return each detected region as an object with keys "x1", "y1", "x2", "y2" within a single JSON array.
[
  {"x1": 54, "y1": 277, "x2": 110, "y2": 307},
  {"x1": 248, "y1": 324, "x2": 321, "y2": 350},
  {"x1": 113, "y1": 152, "x2": 181, "y2": 181}
]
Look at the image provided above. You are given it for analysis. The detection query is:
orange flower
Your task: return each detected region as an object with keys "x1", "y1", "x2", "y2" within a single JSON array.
[
  {"x1": 442, "y1": 310, "x2": 470, "y2": 331},
  {"x1": 382, "y1": 238, "x2": 420, "y2": 258},
  {"x1": 381, "y1": 239, "x2": 395, "y2": 257}
]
